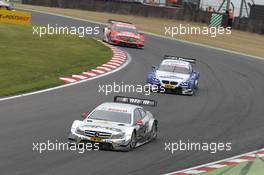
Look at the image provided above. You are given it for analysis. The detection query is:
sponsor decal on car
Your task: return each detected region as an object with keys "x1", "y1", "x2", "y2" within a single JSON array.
[{"x1": 108, "y1": 108, "x2": 128, "y2": 113}]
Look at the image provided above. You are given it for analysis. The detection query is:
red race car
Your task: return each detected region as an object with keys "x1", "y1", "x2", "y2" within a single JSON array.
[{"x1": 103, "y1": 19, "x2": 144, "y2": 49}]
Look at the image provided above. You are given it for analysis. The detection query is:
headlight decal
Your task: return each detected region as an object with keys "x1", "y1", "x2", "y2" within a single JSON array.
[
  {"x1": 76, "y1": 127, "x2": 85, "y2": 135},
  {"x1": 151, "y1": 74, "x2": 160, "y2": 83},
  {"x1": 180, "y1": 80, "x2": 193, "y2": 88},
  {"x1": 111, "y1": 132, "x2": 125, "y2": 139}
]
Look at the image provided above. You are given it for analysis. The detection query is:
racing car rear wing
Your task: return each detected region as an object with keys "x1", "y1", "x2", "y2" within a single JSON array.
[
  {"x1": 108, "y1": 19, "x2": 132, "y2": 25},
  {"x1": 114, "y1": 96, "x2": 157, "y2": 107},
  {"x1": 163, "y1": 55, "x2": 196, "y2": 64}
]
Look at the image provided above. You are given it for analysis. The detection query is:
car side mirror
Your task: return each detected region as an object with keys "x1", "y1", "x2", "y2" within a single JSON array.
[
  {"x1": 81, "y1": 112, "x2": 88, "y2": 119},
  {"x1": 136, "y1": 119, "x2": 144, "y2": 125}
]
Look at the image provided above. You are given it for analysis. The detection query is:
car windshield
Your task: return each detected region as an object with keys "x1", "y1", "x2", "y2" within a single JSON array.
[
  {"x1": 159, "y1": 64, "x2": 190, "y2": 74},
  {"x1": 113, "y1": 25, "x2": 138, "y2": 34},
  {"x1": 88, "y1": 110, "x2": 131, "y2": 124}
]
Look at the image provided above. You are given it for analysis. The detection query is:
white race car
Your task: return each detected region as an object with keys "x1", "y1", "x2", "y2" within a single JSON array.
[
  {"x1": 0, "y1": 0, "x2": 14, "y2": 11},
  {"x1": 68, "y1": 96, "x2": 158, "y2": 151}
]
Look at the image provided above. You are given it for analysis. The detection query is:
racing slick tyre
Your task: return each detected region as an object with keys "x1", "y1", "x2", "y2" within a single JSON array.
[
  {"x1": 192, "y1": 81, "x2": 199, "y2": 96},
  {"x1": 150, "y1": 123, "x2": 158, "y2": 141},
  {"x1": 194, "y1": 80, "x2": 199, "y2": 90},
  {"x1": 130, "y1": 131, "x2": 137, "y2": 149},
  {"x1": 187, "y1": 89, "x2": 196, "y2": 96},
  {"x1": 191, "y1": 89, "x2": 196, "y2": 96},
  {"x1": 124, "y1": 131, "x2": 137, "y2": 152}
]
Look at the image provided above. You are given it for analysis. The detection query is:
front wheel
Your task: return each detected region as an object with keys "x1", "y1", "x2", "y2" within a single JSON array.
[
  {"x1": 194, "y1": 80, "x2": 199, "y2": 90},
  {"x1": 192, "y1": 81, "x2": 199, "y2": 96},
  {"x1": 126, "y1": 132, "x2": 136, "y2": 151},
  {"x1": 150, "y1": 123, "x2": 158, "y2": 140}
]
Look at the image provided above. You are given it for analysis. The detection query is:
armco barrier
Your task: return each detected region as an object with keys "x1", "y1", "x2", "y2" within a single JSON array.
[
  {"x1": 21, "y1": 0, "x2": 211, "y2": 23},
  {"x1": 22, "y1": 0, "x2": 263, "y2": 34},
  {"x1": 234, "y1": 18, "x2": 264, "y2": 34}
]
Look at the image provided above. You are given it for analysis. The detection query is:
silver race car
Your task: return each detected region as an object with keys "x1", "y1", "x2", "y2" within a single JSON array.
[
  {"x1": 0, "y1": 0, "x2": 14, "y2": 11},
  {"x1": 68, "y1": 96, "x2": 158, "y2": 151}
]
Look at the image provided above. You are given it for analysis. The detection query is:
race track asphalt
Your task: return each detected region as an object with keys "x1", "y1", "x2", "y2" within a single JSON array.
[{"x1": 0, "y1": 10, "x2": 264, "y2": 175}]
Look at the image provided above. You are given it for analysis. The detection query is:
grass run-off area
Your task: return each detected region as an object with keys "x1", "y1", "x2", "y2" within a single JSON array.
[
  {"x1": 201, "y1": 157, "x2": 264, "y2": 175},
  {"x1": 0, "y1": 23, "x2": 112, "y2": 97},
  {"x1": 16, "y1": 4, "x2": 264, "y2": 58}
]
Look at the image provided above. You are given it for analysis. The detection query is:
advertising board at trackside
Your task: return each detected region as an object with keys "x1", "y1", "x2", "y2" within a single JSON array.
[{"x1": 0, "y1": 9, "x2": 31, "y2": 25}]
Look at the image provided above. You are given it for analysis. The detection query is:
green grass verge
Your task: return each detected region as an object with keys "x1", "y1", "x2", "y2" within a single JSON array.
[
  {"x1": 201, "y1": 157, "x2": 264, "y2": 175},
  {"x1": 0, "y1": 23, "x2": 112, "y2": 97}
]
